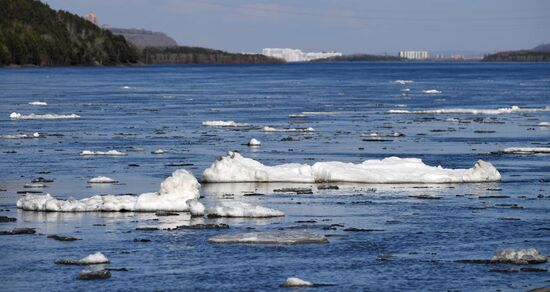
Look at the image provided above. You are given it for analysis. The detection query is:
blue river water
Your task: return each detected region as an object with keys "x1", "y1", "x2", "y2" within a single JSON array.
[{"x1": 0, "y1": 62, "x2": 549, "y2": 291}]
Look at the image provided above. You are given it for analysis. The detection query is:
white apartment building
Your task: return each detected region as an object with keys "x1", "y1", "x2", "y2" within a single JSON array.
[
  {"x1": 262, "y1": 48, "x2": 342, "y2": 62},
  {"x1": 399, "y1": 51, "x2": 429, "y2": 60}
]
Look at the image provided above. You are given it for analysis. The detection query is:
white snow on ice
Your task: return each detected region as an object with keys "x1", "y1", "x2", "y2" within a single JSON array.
[
  {"x1": 492, "y1": 248, "x2": 547, "y2": 264},
  {"x1": 422, "y1": 89, "x2": 442, "y2": 94},
  {"x1": 202, "y1": 151, "x2": 501, "y2": 183},
  {"x1": 10, "y1": 112, "x2": 80, "y2": 120},
  {"x1": 202, "y1": 121, "x2": 248, "y2": 127},
  {"x1": 393, "y1": 80, "x2": 414, "y2": 85},
  {"x1": 207, "y1": 201, "x2": 284, "y2": 218},
  {"x1": 282, "y1": 277, "x2": 314, "y2": 287},
  {"x1": 28, "y1": 101, "x2": 47, "y2": 106},
  {"x1": 248, "y1": 138, "x2": 261, "y2": 146},
  {"x1": 388, "y1": 105, "x2": 550, "y2": 115},
  {"x1": 87, "y1": 176, "x2": 118, "y2": 184},
  {"x1": 0, "y1": 132, "x2": 41, "y2": 139},
  {"x1": 17, "y1": 169, "x2": 200, "y2": 212},
  {"x1": 80, "y1": 150, "x2": 127, "y2": 156},
  {"x1": 496, "y1": 147, "x2": 550, "y2": 154}
]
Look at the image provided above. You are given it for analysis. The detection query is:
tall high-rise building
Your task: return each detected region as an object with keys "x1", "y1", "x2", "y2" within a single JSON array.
[
  {"x1": 84, "y1": 12, "x2": 98, "y2": 25},
  {"x1": 399, "y1": 51, "x2": 429, "y2": 60}
]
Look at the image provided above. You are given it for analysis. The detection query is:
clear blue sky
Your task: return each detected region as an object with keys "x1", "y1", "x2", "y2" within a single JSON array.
[{"x1": 43, "y1": 0, "x2": 549, "y2": 54}]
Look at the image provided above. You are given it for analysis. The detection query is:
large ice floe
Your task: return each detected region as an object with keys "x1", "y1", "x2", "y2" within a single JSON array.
[
  {"x1": 202, "y1": 151, "x2": 501, "y2": 183},
  {"x1": 492, "y1": 147, "x2": 550, "y2": 154},
  {"x1": 10, "y1": 112, "x2": 80, "y2": 120},
  {"x1": 208, "y1": 231, "x2": 329, "y2": 244},
  {"x1": 17, "y1": 170, "x2": 200, "y2": 212},
  {"x1": 388, "y1": 105, "x2": 550, "y2": 115},
  {"x1": 206, "y1": 201, "x2": 284, "y2": 218},
  {"x1": 281, "y1": 277, "x2": 315, "y2": 288}
]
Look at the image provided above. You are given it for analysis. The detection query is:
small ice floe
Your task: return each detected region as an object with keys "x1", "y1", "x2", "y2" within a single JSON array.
[
  {"x1": 538, "y1": 122, "x2": 550, "y2": 127},
  {"x1": 261, "y1": 126, "x2": 315, "y2": 132},
  {"x1": 10, "y1": 112, "x2": 80, "y2": 120},
  {"x1": 28, "y1": 101, "x2": 47, "y2": 106},
  {"x1": 201, "y1": 151, "x2": 501, "y2": 183},
  {"x1": 300, "y1": 112, "x2": 340, "y2": 116},
  {"x1": 55, "y1": 252, "x2": 110, "y2": 265},
  {"x1": 17, "y1": 169, "x2": 200, "y2": 212},
  {"x1": 361, "y1": 132, "x2": 404, "y2": 141},
  {"x1": 127, "y1": 147, "x2": 145, "y2": 152},
  {"x1": 208, "y1": 231, "x2": 329, "y2": 244},
  {"x1": 24, "y1": 183, "x2": 47, "y2": 188},
  {"x1": 0, "y1": 132, "x2": 41, "y2": 139},
  {"x1": 202, "y1": 121, "x2": 248, "y2": 127},
  {"x1": 288, "y1": 114, "x2": 307, "y2": 118},
  {"x1": 77, "y1": 269, "x2": 111, "y2": 280},
  {"x1": 80, "y1": 150, "x2": 127, "y2": 156},
  {"x1": 492, "y1": 147, "x2": 550, "y2": 155},
  {"x1": 121, "y1": 86, "x2": 131, "y2": 89},
  {"x1": 247, "y1": 138, "x2": 261, "y2": 147},
  {"x1": 87, "y1": 176, "x2": 118, "y2": 184},
  {"x1": 206, "y1": 201, "x2": 284, "y2": 218},
  {"x1": 459, "y1": 248, "x2": 547, "y2": 265},
  {"x1": 151, "y1": 149, "x2": 167, "y2": 154},
  {"x1": 393, "y1": 80, "x2": 414, "y2": 85},
  {"x1": 388, "y1": 105, "x2": 550, "y2": 115},
  {"x1": 281, "y1": 277, "x2": 314, "y2": 288},
  {"x1": 422, "y1": 89, "x2": 442, "y2": 94}
]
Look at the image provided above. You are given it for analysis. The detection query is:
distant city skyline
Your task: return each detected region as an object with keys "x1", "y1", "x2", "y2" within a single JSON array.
[{"x1": 44, "y1": 0, "x2": 549, "y2": 55}]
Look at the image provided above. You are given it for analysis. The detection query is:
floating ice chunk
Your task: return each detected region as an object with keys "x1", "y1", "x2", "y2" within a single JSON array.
[
  {"x1": 121, "y1": 86, "x2": 131, "y2": 89},
  {"x1": 538, "y1": 122, "x2": 550, "y2": 127},
  {"x1": 261, "y1": 126, "x2": 315, "y2": 132},
  {"x1": 10, "y1": 112, "x2": 80, "y2": 120},
  {"x1": 87, "y1": 176, "x2": 118, "y2": 184},
  {"x1": 187, "y1": 199, "x2": 205, "y2": 216},
  {"x1": 202, "y1": 152, "x2": 501, "y2": 183},
  {"x1": 282, "y1": 277, "x2": 314, "y2": 288},
  {"x1": 17, "y1": 169, "x2": 200, "y2": 212},
  {"x1": 207, "y1": 201, "x2": 284, "y2": 218},
  {"x1": 492, "y1": 248, "x2": 547, "y2": 264},
  {"x1": 77, "y1": 269, "x2": 111, "y2": 280},
  {"x1": 300, "y1": 112, "x2": 340, "y2": 116},
  {"x1": 55, "y1": 252, "x2": 110, "y2": 265},
  {"x1": 388, "y1": 105, "x2": 550, "y2": 115},
  {"x1": 493, "y1": 147, "x2": 550, "y2": 154},
  {"x1": 208, "y1": 231, "x2": 329, "y2": 244},
  {"x1": 0, "y1": 132, "x2": 41, "y2": 139},
  {"x1": 393, "y1": 80, "x2": 414, "y2": 85},
  {"x1": 80, "y1": 150, "x2": 127, "y2": 156},
  {"x1": 202, "y1": 151, "x2": 314, "y2": 183},
  {"x1": 247, "y1": 138, "x2": 261, "y2": 147},
  {"x1": 152, "y1": 149, "x2": 167, "y2": 154},
  {"x1": 202, "y1": 121, "x2": 248, "y2": 127},
  {"x1": 401, "y1": 88, "x2": 411, "y2": 92},
  {"x1": 28, "y1": 101, "x2": 47, "y2": 106},
  {"x1": 422, "y1": 89, "x2": 442, "y2": 94}
]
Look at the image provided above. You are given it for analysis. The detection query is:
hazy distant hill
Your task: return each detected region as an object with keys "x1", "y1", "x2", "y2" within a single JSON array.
[
  {"x1": 0, "y1": 0, "x2": 138, "y2": 66},
  {"x1": 532, "y1": 43, "x2": 550, "y2": 51},
  {"x1": 312, "y1": 54, "x2": 402, "y2": 62},
  {"x1": 483, "y1": 43, "x2": 550, "y2": 62},
  {"x1": 109, "y1": 28, "x2": 178, "y2": 48},
  {"x1": 141, "y1": 46, "x2": 284, "y2": 65}
]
